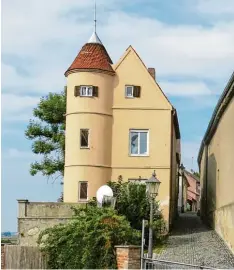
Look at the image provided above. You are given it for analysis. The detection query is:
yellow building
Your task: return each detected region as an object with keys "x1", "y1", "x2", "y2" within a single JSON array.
[
  {"x1": 198, "y1": 72, "x2": 234, "y2": 253},
  {"x1": 64, "y1": 31, "x2": 181, "y2": 228}
]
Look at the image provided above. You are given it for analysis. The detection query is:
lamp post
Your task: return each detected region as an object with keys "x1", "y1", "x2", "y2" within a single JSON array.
[{"x1": 145, "y1": 170, "x2": 161, "y2": 259}]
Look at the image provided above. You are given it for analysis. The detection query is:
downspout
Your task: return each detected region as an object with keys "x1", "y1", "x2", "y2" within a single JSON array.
[
  {"x1": 205, "y1": 143, "x2": 208, "y2": 224},
  {"x1": 169, "y1": 109, "x2": 174, "y2": 230}
]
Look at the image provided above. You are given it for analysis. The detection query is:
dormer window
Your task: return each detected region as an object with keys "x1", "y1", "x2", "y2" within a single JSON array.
[
  {"x1": 74, "y1": 86, "x2": 98, "y2": 97},
  {"x1": 125, "y1": 85, "x2": 141, "y2": 98},
  {"x1": 80, "y1": 86, "x2": 93, "y2": 96}
]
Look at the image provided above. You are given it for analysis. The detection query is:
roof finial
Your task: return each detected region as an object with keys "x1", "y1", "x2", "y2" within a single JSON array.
[
  {"x1": 94, "y1": 0, "x2": 97, "y2": 33},
  {"x1": 87, "y1": 0, "x2": 102, "y2": 44}
]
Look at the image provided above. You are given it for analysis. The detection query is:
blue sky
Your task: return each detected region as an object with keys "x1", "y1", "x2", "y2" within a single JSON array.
[{"x1": 2, "y1": 0, "x2": 234, "y2": 231}]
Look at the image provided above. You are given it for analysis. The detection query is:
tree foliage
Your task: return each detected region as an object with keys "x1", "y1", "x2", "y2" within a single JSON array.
[
  {"x1": 38, "y1": 206, "x2": 140, "y2": 269},
  {"x1": 25, "y1": 91, "x2": 66, "y2": 179}
]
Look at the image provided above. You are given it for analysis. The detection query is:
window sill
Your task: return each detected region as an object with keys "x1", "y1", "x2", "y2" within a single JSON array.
[
  {"x1": 80, "y1": 147, "x2": 90, "y2": 149},
  {"x1": 129, "y1": 154, "x2": 149, "y2": 157}
]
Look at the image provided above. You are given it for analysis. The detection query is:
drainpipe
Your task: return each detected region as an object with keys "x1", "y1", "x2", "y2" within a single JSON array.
[
  {"x1": 169, "y1": 109, "x2": 175, "y2": 229},
  {"x1": 205, "y1": 143, "x2": 208, "y2": 224}
]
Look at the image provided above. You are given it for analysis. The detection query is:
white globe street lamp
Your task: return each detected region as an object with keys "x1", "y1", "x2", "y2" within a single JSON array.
[{"x1": 145, "y1": 170, "x2": 161, "y2": 258}]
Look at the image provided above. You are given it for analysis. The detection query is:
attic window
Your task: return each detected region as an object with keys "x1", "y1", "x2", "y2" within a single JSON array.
[{"x1": 125, "y1": 85, "x2": 141, "y2": 98}]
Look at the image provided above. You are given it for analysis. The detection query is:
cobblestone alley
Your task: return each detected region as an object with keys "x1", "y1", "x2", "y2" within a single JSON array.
[{"x1": 156, "y1": 212, "x2": 234, "y2": 269}]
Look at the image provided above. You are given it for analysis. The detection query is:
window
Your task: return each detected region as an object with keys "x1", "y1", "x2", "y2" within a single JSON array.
[
  {"x1": 79, "y1": 182, "x2": 88, "y2": 201},
  {"x1": 74, "y1": 86, "x2": 98, "y2": 97},
  {"x1": 80, "y1": 129, "x2": 89, "y2": 148},
  {"x1": 125, "y1": 85, "x2": 141, "y2": 98},
  {"x1": 80, "y1": 86, "x2": 93, "y2": 96},
  {"x1": 129, "y1": 129, "x2": 149, "y2": 156},
  {"x1": 125, "y1": 86, "x2": 134, "y2": 97}
]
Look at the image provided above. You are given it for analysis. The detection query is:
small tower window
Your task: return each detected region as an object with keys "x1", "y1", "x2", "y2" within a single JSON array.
[
  {"x1": 80, "y1": 86, "x2": 93, "y2": 96},
  {"x1": 80, "y1": 129, "x2": 89, "y2": 148},
  {"x1": 74, "y1": 85, "x2": 99, "y2": 97},
  {"x1": 79, "y1": 181, "x2": 88, "y2": 201}
]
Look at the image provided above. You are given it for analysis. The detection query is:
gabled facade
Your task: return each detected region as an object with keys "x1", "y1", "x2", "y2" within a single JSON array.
[
  {"x1": 64, "y1": 32, "x2": 181, "y2": 228},
  {"x1": 198, "y1": 72, "x2": 234, "y2": 252}
]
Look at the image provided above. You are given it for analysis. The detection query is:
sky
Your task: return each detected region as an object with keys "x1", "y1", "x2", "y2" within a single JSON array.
[{"x1": 1, "y1": 0, "x2": 234, "y2": 232}]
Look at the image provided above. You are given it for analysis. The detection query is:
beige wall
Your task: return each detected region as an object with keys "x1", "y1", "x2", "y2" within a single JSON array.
[
  {"x1": 111, "y1": 47, "x2": 174, "y2": 225},
  {"x1": 200, "y1": 96, "x2": 234, "y2": 252},
  {"x1": 63, "y1": 46, "x2": 179, "y2": 227},
  {"x1": 64, "y1": 72, "x2": 114, "y2": 202},
  {"x1": 207, "y1": 97, "x2": 234, "y2": 210}
]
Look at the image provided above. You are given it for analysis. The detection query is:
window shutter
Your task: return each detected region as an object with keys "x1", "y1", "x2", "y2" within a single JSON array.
[
  {"x1": 133, "y1": 86, "x2": 141, "y2": 97},
  {"x1": 74, "y1": 86, "x2": 80, "y2": 97},
  {"x1": 93, "y1": 86, "x2": 99, "y2": 97}
]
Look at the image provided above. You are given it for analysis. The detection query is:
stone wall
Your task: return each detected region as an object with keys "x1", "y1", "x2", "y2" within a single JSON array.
[
  {"x1": 115, "y1": 245, "x2": 141, "y2": 270},
  {"x1": 17, "y1": 199, "x2": 84, "y2": 246},
  {"x1": 215, "y1": 202, "x2": 234, "y2": 254}
]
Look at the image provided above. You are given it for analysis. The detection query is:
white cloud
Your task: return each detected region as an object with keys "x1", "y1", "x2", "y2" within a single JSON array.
[
  {"x1": 2, "y1": 93, "x2": 39, "y2": 122},
  {"x1": 2, "y1": 0, "x2": 234, "y2": 97},
  {"x1": 159, "y1": 81, "x2": 212, "y2": 96}
]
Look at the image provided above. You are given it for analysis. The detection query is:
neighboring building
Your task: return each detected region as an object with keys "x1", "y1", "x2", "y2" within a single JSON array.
[
  {"x1": 63, "y1": 30, "x2": 181, "y2": 228},
  {"x1": 198, "y1": 72, "x2": 234, "y2": 253},
  {"x1": 184, "y1": 170, "x2": 200, "y2": 212},
  {"x1": 178, "y1": 167, "x2": 190, "y2": 213}
]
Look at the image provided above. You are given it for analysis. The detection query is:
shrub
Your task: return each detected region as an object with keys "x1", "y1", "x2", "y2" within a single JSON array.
[
  {"x1": 107, "y1": 179, "x2": 167, "y2": 244},
  {"x1": 38, "y1": 206, "x2": 140, "y2": 269}
]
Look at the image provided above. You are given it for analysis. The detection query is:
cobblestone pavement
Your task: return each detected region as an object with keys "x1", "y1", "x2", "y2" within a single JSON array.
[{"x1": 156, "y1": 212, "x2": 234, "y2": 269}]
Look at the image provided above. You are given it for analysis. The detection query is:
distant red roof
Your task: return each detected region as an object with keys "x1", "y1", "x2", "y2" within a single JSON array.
[{"x1": 65, "y1": 43, "x2": 115, "y2": 76}]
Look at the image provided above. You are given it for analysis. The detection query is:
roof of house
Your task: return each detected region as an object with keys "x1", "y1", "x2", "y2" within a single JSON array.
[
  {"x1": 184, "y1": 170, "x2": 200, "y2": 182},
  {"x1": 65, "y1": 33, "x2": 115, "y2": 76},
  {"x1": 197, "y1": 72, "x2": 234, "y2": 165}
]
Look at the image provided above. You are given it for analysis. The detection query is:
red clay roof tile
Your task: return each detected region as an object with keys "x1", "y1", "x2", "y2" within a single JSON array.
[{"x1": 65, "y1": 43, "x2": 114, "y2": 76}]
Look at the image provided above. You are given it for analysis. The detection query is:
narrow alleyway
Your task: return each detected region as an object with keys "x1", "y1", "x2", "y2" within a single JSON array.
[{"x1": 156, "y1": 212, "x2": 234, "y2": 269}]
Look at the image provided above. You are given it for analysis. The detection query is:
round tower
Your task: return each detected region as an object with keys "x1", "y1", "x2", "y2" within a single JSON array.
[{"x1": 63, "y1": 32, "x2": 115, "y2": 202}]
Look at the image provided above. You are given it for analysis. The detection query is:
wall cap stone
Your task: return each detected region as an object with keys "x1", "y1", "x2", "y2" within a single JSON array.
[{"x1": 17, "y1": 199, "x2": 29, "y2": 203}]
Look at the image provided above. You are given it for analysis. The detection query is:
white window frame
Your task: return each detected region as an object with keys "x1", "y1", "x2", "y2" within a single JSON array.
[
  {"x1": 80, "y1": 86, "x2": 93, "y2": 97},
  {"x1": 125, "y1": 85, "x2": 134, "y2": 98},
  {"x1": 129, "y1": 129, "x2": 149, "y2": 156},
  {"x1": 80, "y1": 129, "x2": 90, "y2": 149},
  {"x1": 78, "y1": 181, "x2": 88, "y2": 201}
]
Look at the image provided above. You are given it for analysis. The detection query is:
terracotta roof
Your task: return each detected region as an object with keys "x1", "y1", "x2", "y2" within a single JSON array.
[{"x1": 65, "y1": 43, "x2": 115, "y2": 76}]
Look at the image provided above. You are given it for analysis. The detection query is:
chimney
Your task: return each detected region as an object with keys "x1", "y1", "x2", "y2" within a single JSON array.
[{"x1": 148, "y1": 68, "x2": 155, "y2": 80}]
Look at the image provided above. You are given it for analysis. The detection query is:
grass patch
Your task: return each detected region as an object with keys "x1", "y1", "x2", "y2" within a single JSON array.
[{"x1": 153, "y1": 242, "x2": 166, "y2": 254}]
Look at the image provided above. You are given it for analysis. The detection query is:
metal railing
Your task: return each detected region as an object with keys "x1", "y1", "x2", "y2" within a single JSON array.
[{"x1": 142, "y1": 257, "x2": 216, "y2": 269}]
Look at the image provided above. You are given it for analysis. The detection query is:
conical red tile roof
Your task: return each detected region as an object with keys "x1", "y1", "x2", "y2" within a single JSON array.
[{"x1": 65, "y1": 42, "x2": 115, "y2": 76}]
